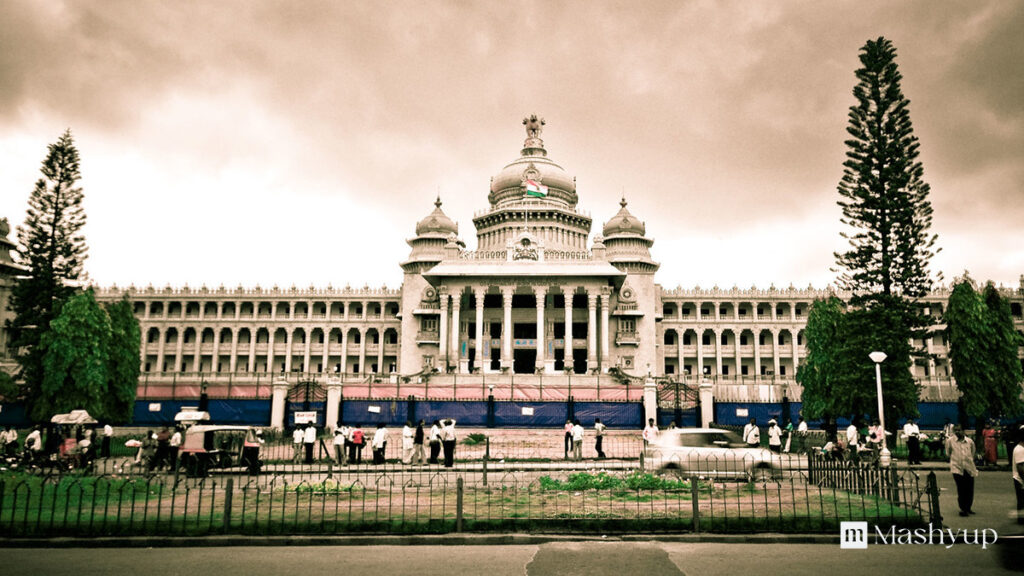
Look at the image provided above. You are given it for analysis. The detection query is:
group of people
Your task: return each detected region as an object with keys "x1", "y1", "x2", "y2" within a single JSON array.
[
  {"x1": 134, "y1": 426, "x2": 183, "y2": 472},
  {"x1": 0, "y1": 423, "x2": 119, "y2": 468},
  {"x1": 563, "y1": 418, "x2": 607, "y2": 460},
  {"x1": 739, "y1": 417, "x2": 809, "y2": 454},
  {"x1": 294, "y1": 418, "x2": 460, "y2": 468}
]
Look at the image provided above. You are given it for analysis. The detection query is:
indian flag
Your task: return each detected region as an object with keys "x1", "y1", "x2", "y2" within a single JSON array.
[{"x1": 524, "y1": 180, "x2": 548, "y2": 198}]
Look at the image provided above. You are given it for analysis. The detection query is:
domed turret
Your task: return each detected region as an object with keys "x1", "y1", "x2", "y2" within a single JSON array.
[
  {"x1": 487, "y1": 115, "x2": 578, "y2": 208},
  {"x1": 415, "y1": 197, "x2": 458, "y2": 237},
  {"x1": 602, "y1": 198, "x2": 646, "y2": 237}
]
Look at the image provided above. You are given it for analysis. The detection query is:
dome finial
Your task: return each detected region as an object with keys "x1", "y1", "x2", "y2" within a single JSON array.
[
  {"x1": 620, "y1": 197, "x2": 627, "y2": 208},
  {"x1": 435, "y1": 194, "x2": 442, "y2": 208}
]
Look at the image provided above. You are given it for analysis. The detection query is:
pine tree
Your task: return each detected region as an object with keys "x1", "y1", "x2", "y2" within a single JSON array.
[
  {"x1": 835, "y1": 37, "x2": 939, "y2": 304},
  {"x1": 37, "y1": 291, "x2": 110, "y2": 420},
  {"x1": 7, "y1": 129, "x2": 88, "y2": 415},
  {"x1": 105, "y1": 297, "x2": 141, "y2": 423}
]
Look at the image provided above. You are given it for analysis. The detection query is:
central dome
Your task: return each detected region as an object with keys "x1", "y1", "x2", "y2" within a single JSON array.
[{"x1": 488, "y1": 115, "x2": 578, "y2": 208}]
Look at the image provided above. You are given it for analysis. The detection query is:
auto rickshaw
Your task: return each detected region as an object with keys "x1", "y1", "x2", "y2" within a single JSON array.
[
  {"x1": 49, "y1": 410, "x2": 98, "y2": 471},
  {"x1": 177, "y1": 425, "x2": 262, "y2": 476}
]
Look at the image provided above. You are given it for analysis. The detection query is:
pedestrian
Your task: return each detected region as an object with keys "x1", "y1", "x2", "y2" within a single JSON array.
[
  {"x1": 155, "y1": 426, "x2": 171, "y2": 470},
  {"x1": 429, "y1": 420, "x2": 442, "y2": 464},
  {"x1": 169, "y1": 426, "x2": 182, "y2": 472},
  {"x1": 846, "y1": 419, "x2": 860, "y2": 463},
  {"x1": 141, "y1": 430, "x2": 157, "y2": 471},
  {"x1": 25, "y1": 426, "x2": 43, "y2": 464},
  {"x1": 3, "y1": 426, "x2": 18, "y2": 458},
  {"x1": 946, "y1": 425, "x2": 979, "y2": 516},
  {"x1": 401, "y1": 420, "x2": 415, "y2": 465},
  {"x1": 101, "y1": 423, "x2": 113, "y2": 459},
  {"x1": 563, "y1": 419, "x2": 573, "y2": 459},
  {"x1": 593, "y1": 417, "x2": 606, "y2": 459},
  {"x1": 903, "y1": 418, "x2": 921, "y2": 465},
  {"x1": 983, "y1": 420, "x2": 999, "y2": 466},
  {"x1": 796, "y1": 417, "x2": 808, "y2": 453},
  {"x1": 303, "y1": 422, "x2": 317, "y2": 464},
  {"x1": 744, "y1": 418, "x2": 760, "y2": 448},
  {"x1": 348, "y1": 424, "x2": 364, "y2": 464},
  {"x1": 571, "y1": 419, "x2": 584, "y2": 460},
  {"x1": 292, "y1": 426, "x2": 304, "y2": 463},
  {"x1": 643, "y1": 418, "x2": 659, "y2": 447},
  {"x1": 333, "y1": 426, "x2": 347, "y2": 465},
  {"x1": 371, "y1": 423, "x2": 389, "y2": 464},
  {"x1": 441, "y1": 418, "x2": 457, "y2": 468},
  {"x1": 767, "y1": 419, "x2": 782, "y2": 453},
  {"x1": 1013, "y1": 425, "x2": 1024, "y2": 525},
  {"x1": 783, "y1": 420, "x2": 794, "y2": 453},
  {"x1": 413, "y1": 420, "x2": 426, "y2": 466},
  {"x1": 867, "y1": 419, "x2": 883, "y2": 463}
]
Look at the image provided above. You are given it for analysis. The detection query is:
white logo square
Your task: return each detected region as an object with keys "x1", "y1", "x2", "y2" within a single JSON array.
[{"x1": 840, "y1": 521, "x2": 869, "y2": 549}]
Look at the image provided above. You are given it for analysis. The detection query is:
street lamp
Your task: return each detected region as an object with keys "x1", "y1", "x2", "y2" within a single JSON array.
[{"x1": 869, "y1": 351, "x2": 891, "y2": 467}]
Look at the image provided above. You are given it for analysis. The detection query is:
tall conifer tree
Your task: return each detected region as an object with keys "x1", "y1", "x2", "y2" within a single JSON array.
[{"x1": 7, "y1": 129, "x2": 88, "y2": 413}]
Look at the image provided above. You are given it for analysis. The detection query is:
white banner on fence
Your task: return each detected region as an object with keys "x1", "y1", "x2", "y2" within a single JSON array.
[
  {"x1": 367, "y1": 405, "x2": 381, "y2": 414},
  {"x1": 148, "y1": 403, "x2": 162, "y2": 412},
  {"x1": 521, "y1": 407, "x2": 534, "y2": 416},
  {"x1": 735, "y1": 407, "x2": 749, "y2": 418},
  {"x1": 294, "y1": 411, "x2": 318, "y2": 424}
]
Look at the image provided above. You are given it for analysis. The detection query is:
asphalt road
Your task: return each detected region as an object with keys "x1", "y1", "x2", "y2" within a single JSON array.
[{"x1": 3, "y1": 541, "x2": 1023, "y2": 576}]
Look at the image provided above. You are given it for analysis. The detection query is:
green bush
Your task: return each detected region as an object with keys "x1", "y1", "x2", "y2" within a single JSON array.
[{"x1": 462, "y1": 433, "x2": 488, "y2": 446}]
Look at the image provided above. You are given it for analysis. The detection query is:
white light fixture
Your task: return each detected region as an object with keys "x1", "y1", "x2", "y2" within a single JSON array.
[{"x1": 870, "y1": 351, "x2": 891, "y2": 467}]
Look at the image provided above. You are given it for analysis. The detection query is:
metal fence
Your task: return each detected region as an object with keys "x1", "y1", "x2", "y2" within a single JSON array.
[{"x1": 0, "y1": 462, "x2": 932, "y2": 537}]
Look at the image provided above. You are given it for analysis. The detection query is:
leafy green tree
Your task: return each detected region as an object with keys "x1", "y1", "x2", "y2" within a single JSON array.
[
  {"x1": 796, "y1": 296, "x2": 846, "y2": 423},
  {"x1": 945, "y1": 276, "x2": 992, "y2": 419},
  {"x1": 7, "y1": 129, "x2": 88, "y2": 414},
  {"x1": 36, "y1": 290, "x2": 110, "y2": 420},
  {"x1": 104, "y1": 296, "x2": 141, "y2": 423},
  {"x1": 834, "y1": 37, "x2": 939, "y2": 305},
  {"x1": 981, "y1": 283, "x2": 1024, "y2": 418}
]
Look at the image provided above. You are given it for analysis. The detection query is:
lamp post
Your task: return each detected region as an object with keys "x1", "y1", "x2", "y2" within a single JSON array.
[{"x1": 869, "y1": 351, "x2": 891, "y2": 467}]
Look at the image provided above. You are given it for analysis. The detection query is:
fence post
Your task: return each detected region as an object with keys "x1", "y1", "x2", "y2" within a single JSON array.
[
  {"x1": 482, "y1": 438, "x2": 489, "y2": 487},
  {"x1": 456, "y1": 477, "x2": 464, "y2": 532},
  {"x1": 222, "y1": 477, "x2": 234, "y2": 533},
  {"x1": 690, "y1": 475, "x2": 700, "y2": 533},
  {"x1": 639, "y1": 451, "x2": 645, "y2": 473},
  {"x1": 926, "y1": 471, "x2": 942, "y2": 525}
]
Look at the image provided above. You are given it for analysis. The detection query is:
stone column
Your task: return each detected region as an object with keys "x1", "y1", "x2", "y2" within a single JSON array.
[
  {"x1": 321, "y1": 329, "x2": 330, "y2": 374},
  {"x1": 339, "y1": 331, "x2": 348, "y2": 374},
  {"x1": 377, "y1": 329, "x2": 385, "y2": 374},
  {"x1": 501, "y1": 286, "x2": 514, "y2": 370},
  {"x1": 451, "y1": 292, "x2": 462, "y2": 372},
  {"x1": 562, "y1": 287, "x2": 574, "y2": 371},
  {"x1": 284, "y1": 330, "x2": 294, "y2": 373},
  {"x1": 643, "y1": 378, "x2": 658, "y2": 426},
  {"x1": 534, "y1": 286, "x2": 547, "y2": 373},
  {"x1": 247, "y1": 333, "x2": 256, "y2": 372},
  {"x1": 193, "y1": 331, "x2": 202, "y2": 374},
  {"x1": 587, "y1": 292, "x2": 598, "y2": 370},
  {"x1": 696, "y1": 331, "x2": 704, "y2": 378},
  {"x1": 600, "y1": 289, "x2": 610, "y2": 372},
  {"x1": 772, "y1": 329, "x2": 781, "y2": 376},
  {"x1": 714, "y1": 329, "x2": 723, "y2": 377},
  {"x1": 358, "y1": 328, "x2": 367, "y2": 376},
  {"x1": 325, "y1": 378, "x2": 342, "y2": 430},
  {"x1": 229, "y1": 328, "x2": 239, "y2": 372},
  {"x1": 156, "y1": 329, "x2": 167, "y2": 373},
  {"x1": 474, "y1": 286, "x2": 486, "y2": 372},
  {"x1": 438, "y1": 288, "x2": 449, "y2": 368},
  {"x1": 211, "y1": 329, "x2": 221, "y2": 373},
  {"x1": 270, "y1": 380, "x2": 290, "y2": 430},
  {"x1": 267, "y1": 329, "x2": 276, "y2": 373},
  {"x1": 303, "y1": 328, "x2": 313, "y2": 374},
  {"x1": 699, "y1": 379, "x2": 715, "y2": 427},
  {"x1": 753, "y1": 333, "x2": 762, "y2": 379}
]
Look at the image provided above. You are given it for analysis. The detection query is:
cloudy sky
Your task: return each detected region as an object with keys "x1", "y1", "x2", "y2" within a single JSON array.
[{"x1": 1, "y1": 1, "x2": 1022, "y2": 292}]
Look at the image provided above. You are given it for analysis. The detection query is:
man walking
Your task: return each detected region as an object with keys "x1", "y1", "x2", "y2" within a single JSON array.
[
  {"x1": 292, "y1": 426, "x2": 303, "y2": 464},
  {"x1": 441, "y1": 418, "x2": 457, "y2": 468},
  {"x1": 946, "y1": 425, "x2": 979, "y2": 516},
  {"x1": 795, "y1": 417, "x2": 808, "y2": 453},
  {"x1": 413, "y1": 420, "x2": 426, "y2": 466},
  {"x1": 744, "y1": 418, "x2": 760, "y2": 448},
  {"x1": 401, "y1": 421, "x2": 414, "y2": 465},
  {"x1": 101, "y1": 423, "x2": 113, "y2": 459},
  {"x1": 169, "y1": 426, "x2": 182, "y2": 472},
  {"x1": 903, "y1": 418, "x2": 921, "y2": 465},
  {"x1": 767, "y1": 419, "x2": 782, "y2": 453},
  {"x1": 303, "y1": 422, "x2": 317, "y2": 464},
  {"x1": 1012, "y1": 425, "x2": 1024, "y2": 525},
  {"x1": 643, "y1": 418, "x2": 659, "y2": 447},
  {"x1": 593, "y1": 418, "x2": 606, "y2": 459},
  {"x1": 428, "y1": 420, "x2": 441, "y2": 464},
  {"x1": 571, "y1": 419, "x2": 584, "y2": 460}
]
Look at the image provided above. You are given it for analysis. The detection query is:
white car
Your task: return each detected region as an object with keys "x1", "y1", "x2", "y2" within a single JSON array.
[{"x1": 644, "y1": 427, "x2": 781, "y2": 481}]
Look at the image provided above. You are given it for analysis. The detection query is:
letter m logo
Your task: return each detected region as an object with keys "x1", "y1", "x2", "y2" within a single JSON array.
[{"x1": 840, "y1": 521, "x2": 869, "y2": 549}]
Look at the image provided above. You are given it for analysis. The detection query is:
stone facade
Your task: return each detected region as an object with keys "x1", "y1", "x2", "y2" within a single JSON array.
[{"x1": 2, "y1": 119, "x2": 1023, "y2": 403}]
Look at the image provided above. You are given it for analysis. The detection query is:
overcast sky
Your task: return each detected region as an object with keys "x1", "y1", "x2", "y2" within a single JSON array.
[{"x1": 1, "y1": 1, "x2": 1022, "y2": 293}]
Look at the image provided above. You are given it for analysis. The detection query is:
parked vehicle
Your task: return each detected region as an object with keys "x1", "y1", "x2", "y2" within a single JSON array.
[
  {"x1": 178, "y1": 425, "x2": 262, "y2": 476},
  {"x1": 644, "y1": 427, "x2": 780, "y2": 481}
]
